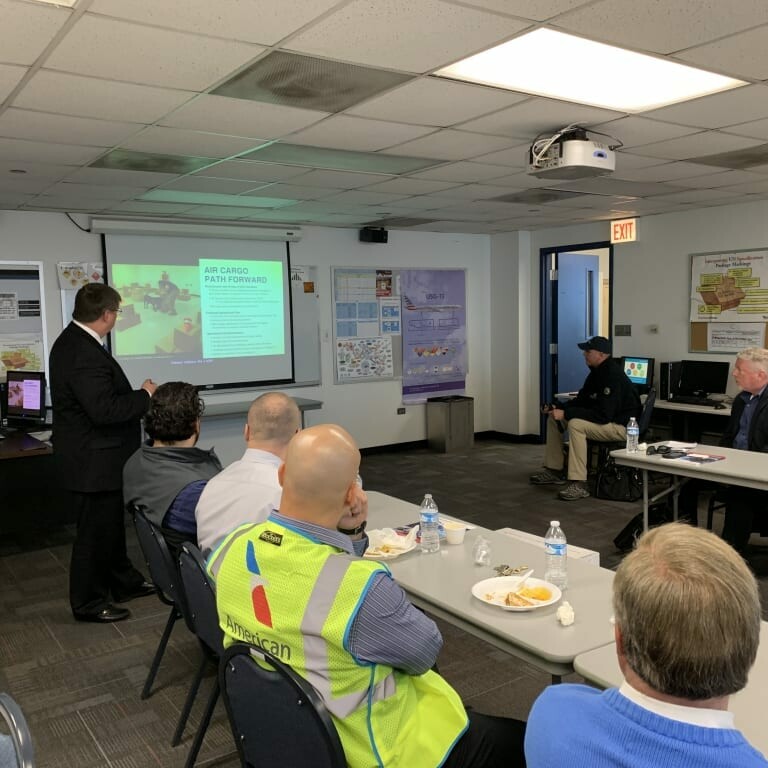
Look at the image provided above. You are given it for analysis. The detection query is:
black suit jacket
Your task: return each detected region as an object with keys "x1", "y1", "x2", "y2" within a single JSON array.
[
  {"x1": 49, "y1": 322, "x2": 151, "y2": 493},
  {"x1": 720, "y1": 388, "x2": 768, "y2": 453}
]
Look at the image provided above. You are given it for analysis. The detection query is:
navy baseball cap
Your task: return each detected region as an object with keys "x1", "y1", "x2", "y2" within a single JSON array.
[{"x1": 577, "y1": 336, "x2": 611, "y2": 354}]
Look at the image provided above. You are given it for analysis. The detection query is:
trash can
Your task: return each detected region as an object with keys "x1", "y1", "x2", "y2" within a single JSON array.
[{"x1": 426, "y1": 396, "x2": 474, "y2": 453}]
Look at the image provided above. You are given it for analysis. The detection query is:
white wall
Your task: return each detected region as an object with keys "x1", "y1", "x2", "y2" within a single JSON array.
[{"x1": 0, "y1": 211, "x2": 491, "y2": 460}]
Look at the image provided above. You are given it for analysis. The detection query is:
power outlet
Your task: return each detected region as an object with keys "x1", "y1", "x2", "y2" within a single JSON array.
[{"x1": 397, "y1": 407, "x2": 406, "y2": 415}]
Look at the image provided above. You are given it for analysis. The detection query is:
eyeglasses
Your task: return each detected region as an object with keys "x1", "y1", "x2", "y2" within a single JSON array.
[{"x1": 108, "y1": 308, "x2": 123, "y2": 315}]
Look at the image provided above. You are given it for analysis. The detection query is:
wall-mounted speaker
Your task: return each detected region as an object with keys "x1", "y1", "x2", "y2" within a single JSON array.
[{"x1": 359, "y1": 227, "x2": 388, "y2": 243}]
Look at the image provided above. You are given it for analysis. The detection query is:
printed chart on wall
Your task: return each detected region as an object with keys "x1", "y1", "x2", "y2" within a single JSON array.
[
  {"x1": 333, "y1": 268, "x2": 400, "y2": 383},
  {"x1": 0, "y1": 262, "x2": 49, "y2": 382},
  {"x1": 401, "y1": 269, "x2": 467, "y2": 404}
]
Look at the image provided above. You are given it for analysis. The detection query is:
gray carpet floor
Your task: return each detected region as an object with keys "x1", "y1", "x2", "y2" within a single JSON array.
[{"x1": 0, "y1": 437, "x2": 765, "y2": 766}]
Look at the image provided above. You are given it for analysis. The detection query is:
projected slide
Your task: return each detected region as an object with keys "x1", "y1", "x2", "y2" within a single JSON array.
[{"x1": 103, "y1": 234, "x2": 293, "y2": 390}]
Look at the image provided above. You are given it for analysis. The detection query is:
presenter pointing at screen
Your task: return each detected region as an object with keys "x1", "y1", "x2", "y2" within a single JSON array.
[{"x1": 50, "y1": 283, "x2": 158, "y2": 623}]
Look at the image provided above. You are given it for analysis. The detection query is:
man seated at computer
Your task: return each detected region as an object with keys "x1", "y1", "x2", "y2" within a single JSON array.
[
  {"x1": 530, "y1": 335, "x2": 641, "y2": 501},
  {"x1": 678, "y1": 347, "x2": 768, "y2": 553},
  {"x1": 525, "y1": 523, "x2": 767, "y2": 767},
  {"x1": 124, "y1": 381, "x2": 222, "y2": 553},
  {"x1": 209, "y1": 424, "x2": 527, "y2": 768}
]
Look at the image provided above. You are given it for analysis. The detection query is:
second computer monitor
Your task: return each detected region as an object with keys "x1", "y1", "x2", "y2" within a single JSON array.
[
  {"x1": 676, "y1": 360, "x2": 730, "y2": 398},
  {"x1": 621, "y1": 356, "x2": 655, "y2": 395}
]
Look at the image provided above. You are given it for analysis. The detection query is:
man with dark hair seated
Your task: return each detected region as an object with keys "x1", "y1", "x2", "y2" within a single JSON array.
[
  {"x1": 124, "y1": 381, "x2": 222, "y2": 553},
  {"x1": 525, "y1": 523, "x2": 767, "y2": 767}
]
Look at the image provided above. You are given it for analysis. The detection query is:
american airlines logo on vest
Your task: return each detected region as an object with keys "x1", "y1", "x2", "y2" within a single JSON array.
[{"x1": 246, "y1": 541, "x2": 273, "y2": 628}]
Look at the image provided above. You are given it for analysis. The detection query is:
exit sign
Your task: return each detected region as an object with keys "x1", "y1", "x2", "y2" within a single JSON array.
[{"x1": 611, "y1": 218, "x2": 637, "y2": 243}]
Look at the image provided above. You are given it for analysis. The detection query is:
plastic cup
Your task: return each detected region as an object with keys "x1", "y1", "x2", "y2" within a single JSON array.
[{"x1": 445, "y1": 527, "x2": 466, "y2": 545}]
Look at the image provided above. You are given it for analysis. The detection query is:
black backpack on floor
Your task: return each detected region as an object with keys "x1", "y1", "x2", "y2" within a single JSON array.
[{"x1": 613, "y1": 503, "x2": 673, "y2": 552}]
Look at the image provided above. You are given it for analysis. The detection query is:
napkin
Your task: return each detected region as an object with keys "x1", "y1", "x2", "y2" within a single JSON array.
[{"x1": 365, "y1": 526, "x2": 419, "y2": 558}]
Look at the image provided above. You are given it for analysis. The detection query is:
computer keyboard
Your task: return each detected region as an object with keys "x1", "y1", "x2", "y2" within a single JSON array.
[{"x1": 670, "y1": 396, "x2": 721, "y2": 407}]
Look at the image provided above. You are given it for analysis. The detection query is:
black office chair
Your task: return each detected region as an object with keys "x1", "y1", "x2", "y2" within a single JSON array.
[
  {"x1": 132, "y1": 508, "x2": 189, "y2": 701},
  {"x1": 0, "y1": 693, "x2": 35, "y2": 768},
  {"x1": 219, "y1": 643, "x2": 346, "y2": 768},
  {"x1": 175, "y1": 544, "x2": 226, "y2": 768}
]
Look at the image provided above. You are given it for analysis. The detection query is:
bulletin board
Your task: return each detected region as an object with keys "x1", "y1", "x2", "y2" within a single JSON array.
[{"x1": 689, "y1": 248, "x2": 768, "y2": 353}]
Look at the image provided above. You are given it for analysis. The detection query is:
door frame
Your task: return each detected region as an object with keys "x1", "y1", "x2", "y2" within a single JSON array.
[{"x1": 539, "y1": 241, "x2": 613, "y2": 437}]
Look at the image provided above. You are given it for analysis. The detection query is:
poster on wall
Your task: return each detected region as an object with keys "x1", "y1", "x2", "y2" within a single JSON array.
[
  {"x1": 401, "y1": 269, "x2": 467, "y2": 404},
  {"x1": 707, "y1": 322, "x2": 765, "y2": 352},
  {"x1": 690, "y1": 249, "x2": 768, "y2": 322},
  {"x1": 336, "y1": 337, "x2": 394, "y2": 381}
]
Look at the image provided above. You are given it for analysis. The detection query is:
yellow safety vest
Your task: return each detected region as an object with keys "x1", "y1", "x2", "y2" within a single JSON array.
[{"x1": 210, "y1": 520, "x2": 468, "y2": 768}]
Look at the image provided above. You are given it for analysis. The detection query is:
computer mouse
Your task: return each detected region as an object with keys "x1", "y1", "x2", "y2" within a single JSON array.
[{"x1": 714, "y1": 402, "x2": 727, "y2": 410}]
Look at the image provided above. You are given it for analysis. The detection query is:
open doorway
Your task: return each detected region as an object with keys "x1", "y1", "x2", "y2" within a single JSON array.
[{"x1": 540, "y1": 242, "x2": 612, "y2": 434}]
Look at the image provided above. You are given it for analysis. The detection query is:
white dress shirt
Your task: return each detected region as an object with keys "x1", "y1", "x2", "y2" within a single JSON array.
[{"x1": 195, "y1": 447, "x2": 282, "y2": 553}]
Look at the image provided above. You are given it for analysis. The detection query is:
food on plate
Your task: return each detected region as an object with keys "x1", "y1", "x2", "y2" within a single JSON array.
[
  {"x1": 519, "y1": 586, "x2": 552, "y2": 601},
  {"x1": 504, "y1": 592, "x2": 534, "y2": 607},
  {"x1": 493, "y1": 564, "x2": 529, "y2": 576}
]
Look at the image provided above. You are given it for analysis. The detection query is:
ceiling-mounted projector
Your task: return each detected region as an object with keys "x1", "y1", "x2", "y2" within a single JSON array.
[{"x1": 527, "y1": 125, "x2": 617, "y2": 180}]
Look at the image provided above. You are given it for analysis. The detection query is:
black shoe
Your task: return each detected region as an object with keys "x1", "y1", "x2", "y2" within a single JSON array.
[
  {"x1": 114, "y1": 581, "x2": 158, "y2": 602},
  {"x1": 74, "y1": 605, "x2": 130, "y2": 623}
]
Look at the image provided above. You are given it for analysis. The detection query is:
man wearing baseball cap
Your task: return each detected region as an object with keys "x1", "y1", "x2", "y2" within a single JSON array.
[{"x1": 530, "y1": 336, "x2": 641, "y2": 501}]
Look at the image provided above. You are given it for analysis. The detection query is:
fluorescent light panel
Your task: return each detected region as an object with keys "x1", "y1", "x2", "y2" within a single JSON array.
[
  {"x1": 436, "y1": 29, "x2": 746, "y2": 113},
  {"x1": 30, "y1": 0, "x2": 77, "y2": 6}
]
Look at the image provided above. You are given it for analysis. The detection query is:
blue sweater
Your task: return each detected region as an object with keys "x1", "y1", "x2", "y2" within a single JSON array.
[{"x1": 525, "y1": 684, "x2": 767, "y2": 768}]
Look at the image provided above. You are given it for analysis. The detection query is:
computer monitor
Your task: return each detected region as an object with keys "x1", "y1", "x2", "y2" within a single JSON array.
[
  {"x1": 3, "y1": 370, "x2": 46, "y2": 428},
  {"x1": 621, "y1": 356, "x2": 655, "y2": 395},
  {"x1": 676, "y1": 360, "x2": 730, "y2": 398}
]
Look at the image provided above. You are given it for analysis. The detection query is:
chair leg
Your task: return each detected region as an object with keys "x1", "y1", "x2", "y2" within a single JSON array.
[
  {"x1": 173, "y1": 649, "x2": 207, "y2": 746},
  {"x1": 706, "y1": 495, "x2": 715, "y2": 531},
  {"x1": 142, "y1": 607, "x2": 180, "y2": 700},
  {"x1": 183, "y1": 677, "x2": 220, "y2": 768}
]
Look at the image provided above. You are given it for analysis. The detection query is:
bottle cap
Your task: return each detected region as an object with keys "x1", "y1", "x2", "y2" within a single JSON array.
[{"x1": 550, "y1": 520, "x2": 560, "y2": 527}]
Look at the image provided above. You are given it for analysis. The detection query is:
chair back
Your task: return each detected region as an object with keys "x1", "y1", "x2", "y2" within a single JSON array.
[
  {"x1": 638, "y1": 387, "x2": 656, "y2": 437},
  {"x1": 0, "y1": 693, "x2": 35, "y2": 768},
  {"x1": 178, "y1": 544, "x2": 224, "y2": 656},
  {"x1": 132, "y1": 507, "x2": 187, "y2": 619},
  {"x1": 219, "y1": 643, "x2": 345, "y2": 768}
]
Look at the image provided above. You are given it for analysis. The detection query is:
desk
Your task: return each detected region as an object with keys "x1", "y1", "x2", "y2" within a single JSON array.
[
  {"x1": 654, "y1": 400, "x2": 731, "y2": 441},
  {"x1": 573, "y1": 622, "x2": 768, "y2": 757},
  {"x1": 366, "y1": 491, "x2": 615, "y2": 679},
  {"x1": 612, "y1": 445, "x2": 768, "y2": 532}
]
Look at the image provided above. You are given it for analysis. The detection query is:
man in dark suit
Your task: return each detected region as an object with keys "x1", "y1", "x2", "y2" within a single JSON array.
[{"x1": 50, "y1": 283, "x2": 158, "y2": 622}]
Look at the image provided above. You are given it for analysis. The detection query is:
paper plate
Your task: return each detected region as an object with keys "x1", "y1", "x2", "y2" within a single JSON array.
[{"x1": 471, "y1": 576, "x2": 562, "y2": 612}]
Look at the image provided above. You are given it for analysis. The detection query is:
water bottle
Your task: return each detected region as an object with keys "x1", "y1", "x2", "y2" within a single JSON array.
[
  {"x1": 626, "y1": 416, "x2": 639, "y2": 453},
  {"x1": 419, "y1": 494, "x2": 440, "y2": 554},
  {"x1": 544, "y1": 520, "x2": 568, "y2": 589}
]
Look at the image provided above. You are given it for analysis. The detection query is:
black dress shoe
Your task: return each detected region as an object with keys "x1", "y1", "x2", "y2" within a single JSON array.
[
  {"x1": 114, "y1": 581, "x2": 158, "y2": 602},
  {"x1": 73, "y1": 605, "x2": 130, "y2": 623}
]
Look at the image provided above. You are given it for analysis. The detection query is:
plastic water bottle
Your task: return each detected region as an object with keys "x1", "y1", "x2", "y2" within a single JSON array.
[
  {"x1": 544, "y1": 520, "x2": 568, "y2": 589},
  {"x1": 419, "y1": 494, "x2": 440, "y2": 554},
  {"x1": 626, "y1": 416, "x2": 639, "y2": 453}
]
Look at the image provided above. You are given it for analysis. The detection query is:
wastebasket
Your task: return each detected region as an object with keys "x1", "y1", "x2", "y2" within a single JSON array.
[{"x1": 426, "y1": 396, "x2": 474, "y2": 453}]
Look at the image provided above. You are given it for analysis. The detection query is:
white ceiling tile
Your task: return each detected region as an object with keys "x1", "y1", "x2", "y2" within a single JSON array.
[
  {"x1": 641, "y1": 86, "x2": 768, "y2": 129},
  {"x1": 593, "y1": 116, "x2": 699, "y2": 149},
  {"x1": 556, "y1": 178, "x2": 681, "y2": 197},
  {"x1": 432, "y1": 183, "x2": 522, "y2": 199},
  {"x1": 0, "y1": 137, "x2": 105, "y2": 165},
  {"x1": 0, "y1": 193, "x2": 33, "y2": 207},
  {"x1": 192, "y1": 161, "x2": 310, "y2": 183},
  {"x1": 107, "y1": 200, "x2": 197, "y2": 214},
  {"x1": 382, "y1": 129, "x2": 518, "y2": 161},
  {"x1": 632, "y1": 131, "x2": 763, "y2": 161},
  {"x1": 361, "y1": 177, "x2": 463, "y2": 195},
  {"x1": 318, "y1": 189, "x2": 407, "y2": 205},
  {"x1": 675, "y1": 26, "x2": 768, "y2": 80},
  {"x1": 0, "y1": 64, "x2": 27, "y2": 102},
  {"x1": 469, "y1": 145, "x2": 530, "y2": 168},
  {"x1": 459, "y1": 98, "x2": 623, "y2": 139},
  {"x1": 286, "y1": 0, "x2": 531, "y2": 73},
  {"x1": 716, "y1": 178, "x2": 768, "y2": 194},
  {"x1": 284, "y1": 169, "x2": 395, "y2": 188},
  {"x1": 244, "y1": 183, "x2": 340, "y2": 200},
  {"x1": 45, "y1": 15, "x2": 264, "y2": 91},
  {"x1": 172, "y1": 205, "x2": 262, "y2": 218},
  {"x1": 160, "y1": 176, "x2": 267, "y2": 195},
  {"x1": 458, "y1": 0, "x2": 596, "y2": 22},
  {"x1": 0, "y1": 109, "x2": 141, "y2": 148},
  {"x1": 121, "y1": 127, "x2": 264, "y2": 159},
  {"x1": 347, "y1": 77, "x2": 529, "y2": 126},
  {"x1": 674, "y1": 169, "x2": 766, "y2": 189},
  {"x1": 13, "y1": 71, "x2": 193, "y2": 123},
  {"x1": 0, "y1": 176, "x2": 58, "y2": 194},
  {"x1": 160, "y1": 95, "x2": 328, "y2": 139},
  {"x1": 369, "y1": 195, "x2": 457, "y2": 210},
  {"x1": 64, "y1": 167, "x2": 179, "y2": 187},
  {"x1": 0, "y1": 159, "x2": 74, "y2": 179},
  {"x1": 0, "y1": 0, "x2": 70, "y2": 65},
  {"x1": 26, "y1": 195, "x2": 111, "y2": 211},
  {"x1": 722, "y1": 118, "x2": 768, "y2": 141},
  {"x1": 409, "y1": 161, "x2": 511, "y2": 182},
  {"x1": 288, "y1": 115, "x2": 436, "y2": 152},
  {"x1": 649, "y1": 188, "x2": 745, "y2": 204},
  {"x1": 613, "y1": 160, "x2": 725, "y2": 182},
  {"x1": 87, "y1": 0, "x2": 342, "y2": 45},
  {"x1": 43, "y1": 182, "x2": 148, "y2": 200},
  {"x1": 554, "y1": 0, "x2": 768, "y2": 55}
]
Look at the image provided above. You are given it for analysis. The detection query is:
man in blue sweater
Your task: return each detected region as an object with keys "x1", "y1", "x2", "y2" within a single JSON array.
[{"x1": 525, "y1": 523, "x2": 767, "y2": 768}]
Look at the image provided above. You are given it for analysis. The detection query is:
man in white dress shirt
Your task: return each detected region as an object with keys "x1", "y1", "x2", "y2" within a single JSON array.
[{"x1": 195, "y1": 392, "x2": 300, "y2": 553}]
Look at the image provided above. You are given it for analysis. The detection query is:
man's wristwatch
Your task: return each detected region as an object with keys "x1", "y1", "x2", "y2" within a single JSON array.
[{"x1": 338, "y1": 520, "x2": 367, "y2": 536}]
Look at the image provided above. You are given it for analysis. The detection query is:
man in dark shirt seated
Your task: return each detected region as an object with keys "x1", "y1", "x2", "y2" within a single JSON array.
[
  {"x1": 124, "y1": 381, "x2": 222, "y2": 553},
  {"x1": 530, "y1": 336, "x2": 640, "y2": 501}
]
